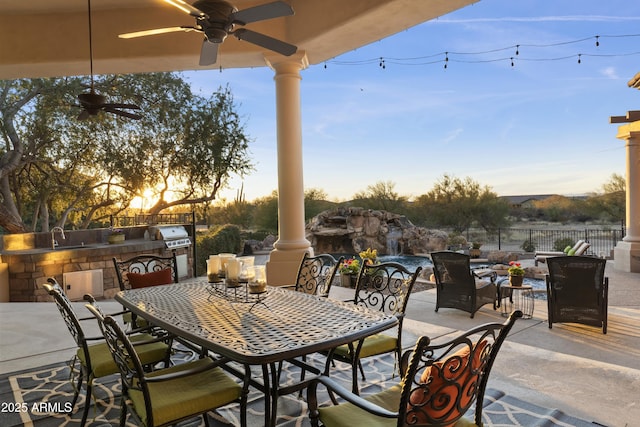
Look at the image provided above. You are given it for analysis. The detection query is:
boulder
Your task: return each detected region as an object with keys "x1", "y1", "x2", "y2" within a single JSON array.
[{"x1": 487, "y1": 251, "x2": 519, "y2": 264}]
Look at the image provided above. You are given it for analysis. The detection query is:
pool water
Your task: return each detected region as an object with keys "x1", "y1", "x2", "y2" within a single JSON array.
[{"x1": 377, "y1": 255, "x2": 432, "y2": 271}]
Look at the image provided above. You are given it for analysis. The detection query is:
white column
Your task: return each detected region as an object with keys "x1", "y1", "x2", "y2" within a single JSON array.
[
  {"x1": 614, "y1": 120, "x2": 640, "y2": 272},
  {"x1": 264, "y1": 52, "x2": 313, "y2": 285}
]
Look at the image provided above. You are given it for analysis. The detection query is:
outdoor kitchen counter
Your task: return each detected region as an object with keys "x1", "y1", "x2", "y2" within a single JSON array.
[
  {"x1": 0, "y1": 238, "x2": 165, "y2": 258},
  {"x1": 0, "y1": 239, "x2": 190, "y2": 302}
]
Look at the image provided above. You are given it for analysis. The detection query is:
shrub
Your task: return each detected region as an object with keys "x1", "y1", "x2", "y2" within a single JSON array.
[
  {"x1": 195, "y1": 224, "x2": 242, "y2": 275},
  {"x1": 521, "y1": 239, "x2": 536, "y2": 252},
  {"x1": 447, "y1": 233, "x2": 467, "y2": 250},
  {"x1": 553, "y1": 237, "x2": 575, "y2": 252}
]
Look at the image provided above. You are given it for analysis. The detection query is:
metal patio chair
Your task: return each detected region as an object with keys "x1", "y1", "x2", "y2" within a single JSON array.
[
  {"x1": 325, "y1": 261, "x2": 422, "y2": 394},
  {"x1": 85, "y1": 303, "x2": 247, "y2": 427},
  {"x1": 293, "y1": 253, "x2": 344, "y2": 297},
  {"x1": 43, "y1": 279, "x2": 171, "y2": 426},
  {"x1": 308, "y1": 311, "x2": 523, "y2": 427}
]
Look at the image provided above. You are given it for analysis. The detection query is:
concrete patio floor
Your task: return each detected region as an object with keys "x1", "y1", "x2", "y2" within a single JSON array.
[{"x1": 1, "y1": 258, "x2": 638, "y2": 426}]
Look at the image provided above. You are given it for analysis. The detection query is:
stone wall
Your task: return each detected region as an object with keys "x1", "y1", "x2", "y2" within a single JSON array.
[{"x1": 305, "y1": 207, "x2": 448, "y2": 255}]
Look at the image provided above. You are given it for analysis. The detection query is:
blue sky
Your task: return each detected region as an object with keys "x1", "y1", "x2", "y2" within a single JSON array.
[{"x1": 187, "y1": 0, "x2": 640, "y2": 203}]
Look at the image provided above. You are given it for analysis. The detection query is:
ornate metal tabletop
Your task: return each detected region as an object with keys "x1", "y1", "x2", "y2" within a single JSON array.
[{"x1": 115, "y1": 278, "x2": 398, "y2": 365}]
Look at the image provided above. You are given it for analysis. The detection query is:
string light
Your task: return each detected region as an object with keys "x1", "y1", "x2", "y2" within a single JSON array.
[{"x1": 324, "y1": 33, "x2": 640, "y2": 69}]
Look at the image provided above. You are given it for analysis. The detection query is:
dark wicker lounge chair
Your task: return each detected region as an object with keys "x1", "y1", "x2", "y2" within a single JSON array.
[
  {"x1": 546, "y1": 255, "x2": 608, "y2": 334},
  {"x1": 431, "y1": 251, "x2": 498, "y2": 318},
  {"x1": 308, "y1": 310, "x2": 523, "y2": 427}
]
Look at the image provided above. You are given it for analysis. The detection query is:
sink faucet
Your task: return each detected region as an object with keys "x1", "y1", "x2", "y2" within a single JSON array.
[{"x1": 51, "y1": 226, "x2": 66, "y2": 249}]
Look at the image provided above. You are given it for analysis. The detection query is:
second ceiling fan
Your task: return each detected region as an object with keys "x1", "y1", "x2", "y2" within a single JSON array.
[{"x1": 119, "y1": 0, "x2": 297, "y2": 66}]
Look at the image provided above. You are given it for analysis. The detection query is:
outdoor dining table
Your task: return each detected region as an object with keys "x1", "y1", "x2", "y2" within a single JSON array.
[{"x1": 114, "y1": 278, "x2": 398, "y2": 426}]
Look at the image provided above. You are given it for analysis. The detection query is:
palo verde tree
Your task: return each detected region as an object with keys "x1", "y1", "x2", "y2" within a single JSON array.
[
  {"x1": 351, "y1": 180, "x2": 408, "y2": 213},
  {"x1": 586, "y1": 173, "x2": 626, "y2": 222},
  {"x1": 413, "y1": 174, "x2": 509, "y2": 232}
]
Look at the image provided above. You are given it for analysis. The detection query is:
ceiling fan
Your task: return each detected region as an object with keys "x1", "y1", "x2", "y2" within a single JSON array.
[
  {"x1": 119, "y1": 0, "x2": 297, "y2": 66},
  {"x1": 75, "y1": 0, "x2": 142, "y2": 120}
]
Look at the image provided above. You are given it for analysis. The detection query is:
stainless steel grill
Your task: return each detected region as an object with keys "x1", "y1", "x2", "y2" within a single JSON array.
[{"x1": 149, "y1": 225, "x2": 192, "y2": 249}]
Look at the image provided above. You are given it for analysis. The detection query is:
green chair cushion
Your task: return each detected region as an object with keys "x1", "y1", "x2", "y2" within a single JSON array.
[
  {"x1": 122, "y1": 311, "x2": 150, "y2": 328},
  {"x1": 318, "y1": 384, "x2": 477, "y2": 427},
  {"x1": 78, "y1": 333, "x2": 168, "y2": 378},
  {"x1": 129, "y1": 358, "x2": 242, "y2": 426},
  {"x1": 333, "y1": 334, "x2": 397, "y2": 360},
  {"x1": 318, "y1": 384, "x2": 401, "y2": 427}
]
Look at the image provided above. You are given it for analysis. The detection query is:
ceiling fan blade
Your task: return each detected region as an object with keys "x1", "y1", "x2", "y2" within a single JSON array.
[
  {"x1": 119, "y1": 26, "x2": 200, "y2": 39},
  {"x1": 103, "y1": 103, "x2": 141, "y2": 110},
  {"x1": 199, "y1": 40, "x2": 219, "y2": 65},
  {"x1": 232, "y1": 28, "x2": 296, "y2": 56},
  {"x1": 163, "y1": 0, "x2": 207, "y2": 19},
  {"x1": 104, "y1": 107, "x2": 142, "y2": 120},
  {"x1": 231, "y1": 1, "x2": 294, "y2": 25}
]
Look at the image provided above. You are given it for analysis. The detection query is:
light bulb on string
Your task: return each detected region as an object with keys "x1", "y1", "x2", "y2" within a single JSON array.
[
  {"x1": 444, "y1": 52, "x2": 448, "y2": 69},
  {"x1": 379, "y1": 57, "x2": 386, "y2": 69},
  {"x1": 595, "y1": 36, "x2": 600, "y2": 47},
  {"x1": 510, "y1": 57, "x2": 514, "y2": 67},
  {"x1": 515, "y1": 45, "x2": 520, "y2": 55},
  {"x1": 577, "y1": 54, "x2": 582, "y2": 64}
]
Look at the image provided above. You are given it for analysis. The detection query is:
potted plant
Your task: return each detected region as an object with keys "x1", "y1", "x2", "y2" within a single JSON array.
[
  {"x1": 338, "y1": 258, "x2": 360, "y2": 288},
  {"x1": 507, "y1": 261, "x2": 525, "y2": 286},
  {"x1": 359, "y1": 248, "x2": 378, "y2": 265},
  {"x1": 107, "y1": 227, "x2": 125, "y2": 244},
  {"x1": 469, "y1": 242, "x2": 482, "y2": 258}
]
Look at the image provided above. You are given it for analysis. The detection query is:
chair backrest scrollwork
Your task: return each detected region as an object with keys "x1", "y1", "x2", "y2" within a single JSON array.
[
  {"x1": 295, "y1": 254, "x2": 344, "y2": 296},
  {"x1": 113, "y1": 253, "x2": 178, "y2": 291},
  {"x1": 354, "y1": 261, "x2": 422, "y2": 316},
  {"x1": 400, "y1": 310, "x2": 523, "y2": 426}
]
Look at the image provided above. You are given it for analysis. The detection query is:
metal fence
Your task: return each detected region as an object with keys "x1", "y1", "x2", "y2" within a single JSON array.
[
  {"x1": 110, "y1": 212, "x2": 195, "y2": 227},
  {"x1": 459, "y1": 226, "x2": 626, "y2": 258}
]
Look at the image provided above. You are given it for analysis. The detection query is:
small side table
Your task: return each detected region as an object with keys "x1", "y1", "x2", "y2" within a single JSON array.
[{"x1": 500, "y1": 284, "x2": 534, "y2": 319}]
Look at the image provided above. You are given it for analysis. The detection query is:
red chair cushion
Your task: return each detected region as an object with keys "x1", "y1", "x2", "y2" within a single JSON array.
[{"x1": 128, "y1": 268, "x2": 173, "y2": 289}]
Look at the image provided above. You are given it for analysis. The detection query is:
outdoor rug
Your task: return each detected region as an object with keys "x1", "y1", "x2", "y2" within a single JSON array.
[{"x1": 0, "y1": 348, "x2": 604, "y2": 427}]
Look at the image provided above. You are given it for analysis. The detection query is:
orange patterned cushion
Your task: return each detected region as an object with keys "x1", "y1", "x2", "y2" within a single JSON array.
[
  {"x1": 408, "y1": 340, "x2": 488, "y2": 426},
  {"x1": 128, "y1": 268, "x2": 173, "y2": 289}
]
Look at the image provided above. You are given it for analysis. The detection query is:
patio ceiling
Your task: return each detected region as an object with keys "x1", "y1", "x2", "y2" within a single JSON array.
[{"x1": 0, "y1": 0, "x2": 478, "y2": 79}]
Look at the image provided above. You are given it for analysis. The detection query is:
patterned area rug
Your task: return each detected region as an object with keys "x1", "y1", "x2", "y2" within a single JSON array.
[{"x1": 0, "y1": 348, "x2": 602, "y2": 427}]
